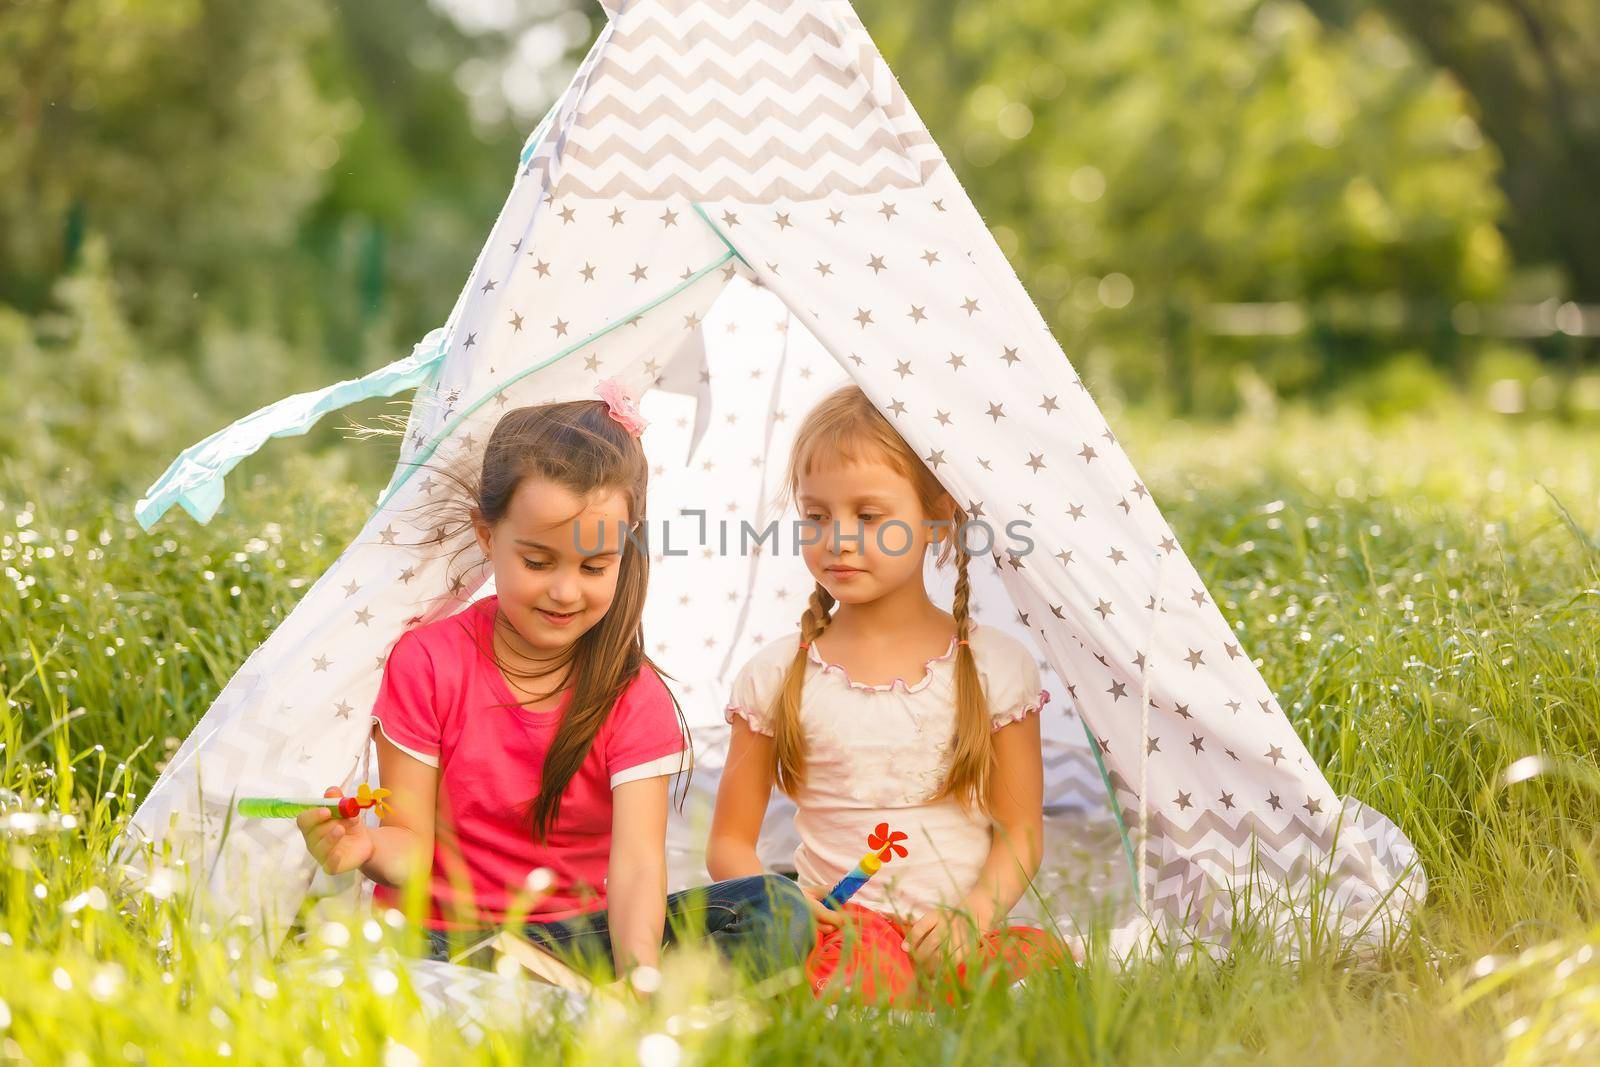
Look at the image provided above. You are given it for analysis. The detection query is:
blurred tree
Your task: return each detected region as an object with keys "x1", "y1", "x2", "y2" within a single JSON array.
[
  {"x1": 0, "y1": 0, "x2": 545, "y2": 377},
  {"x1": 0, "y1": 0, "x2": 341, "y2": 336},
  {"x1": 0, "y1": 238, "x2": 212, "y2": 492},
  {"x1": 292, "y1": 0, "x2": 530, "y2": 370},
  {"x1": 1307, "y1": 0, "x2": 1600, "y2": 308},
  {"x1": 855, "y1": 0, "x2": 1509, "y2": 409}
]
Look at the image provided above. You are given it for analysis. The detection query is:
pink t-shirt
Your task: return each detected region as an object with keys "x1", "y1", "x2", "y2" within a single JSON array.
[{"x1": 369, "y1": 596, "x2": 690, "y2": 929}]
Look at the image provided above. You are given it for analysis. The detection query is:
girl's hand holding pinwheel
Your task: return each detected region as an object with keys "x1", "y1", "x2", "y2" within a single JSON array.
[
  {"x1": 800, "y1": 823, "x2": 911, "y2": 929},
  {"x1": 296, "y1": 786, "x2": 378, "y2": 876},
  {"x1": 796, "y1": 882, "x2": 847, "y2": 929}
]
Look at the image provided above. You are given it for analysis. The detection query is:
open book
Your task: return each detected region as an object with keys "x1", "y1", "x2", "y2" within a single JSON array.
[{"x1": 490, "y1": 929, "x2": 595, "y2": 995}]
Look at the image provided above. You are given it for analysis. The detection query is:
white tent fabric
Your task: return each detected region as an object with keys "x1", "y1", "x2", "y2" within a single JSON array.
[{"x1": 116, "y1": 0, "x2": 1421, "y2": 957}]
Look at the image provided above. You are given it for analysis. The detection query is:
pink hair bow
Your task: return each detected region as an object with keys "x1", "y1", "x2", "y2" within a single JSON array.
[{"x1": 595, "y1": 377, "x2": 648, "y2": 437}]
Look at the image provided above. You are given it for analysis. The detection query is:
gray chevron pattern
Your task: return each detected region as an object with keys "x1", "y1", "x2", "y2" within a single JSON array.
[{"x1": 527, "y1": 0, "x2": 940, "y2": 201}]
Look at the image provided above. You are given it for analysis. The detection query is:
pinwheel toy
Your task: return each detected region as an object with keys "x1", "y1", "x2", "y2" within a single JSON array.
[
  {"x1": 822, "y1": 822, "x2": 909, "y2": 910},
  {"x1": 237, "y1": 784, "x2": 393, "y2": 820}
]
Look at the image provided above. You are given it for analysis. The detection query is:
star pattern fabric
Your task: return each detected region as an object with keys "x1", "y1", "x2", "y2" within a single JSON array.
[{"x1": 118, "y1": 0, "x2": 1421, "y2": 954}]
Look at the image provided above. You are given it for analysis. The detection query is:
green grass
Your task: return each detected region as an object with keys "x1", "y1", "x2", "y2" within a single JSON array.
[{"x1": 2, "y1": 401, "x2": 1597, "y2": 1065}]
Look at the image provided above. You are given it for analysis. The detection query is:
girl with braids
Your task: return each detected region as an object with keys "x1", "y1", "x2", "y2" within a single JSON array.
[
  {"x1": 708, "y1": 385, "x2": 1066, "y2": 1005},
  {"x1": 295, "y1": 381, "x2": 813, "y2": 988}
]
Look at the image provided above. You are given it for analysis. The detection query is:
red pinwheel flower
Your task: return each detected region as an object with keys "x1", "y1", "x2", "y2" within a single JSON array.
[{"x1": 867, "y1": 822, "x2": 908, "y2": 862}]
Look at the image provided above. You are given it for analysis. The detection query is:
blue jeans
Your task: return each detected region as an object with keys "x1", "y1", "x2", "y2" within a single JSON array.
[{"x1": 424, "y1": 874, "x2": 814, "y2": 982}]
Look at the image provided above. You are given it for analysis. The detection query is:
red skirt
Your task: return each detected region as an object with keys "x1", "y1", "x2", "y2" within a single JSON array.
[{"x1": 804, "y1": 902, "x2": 1069, "y2": 1007}]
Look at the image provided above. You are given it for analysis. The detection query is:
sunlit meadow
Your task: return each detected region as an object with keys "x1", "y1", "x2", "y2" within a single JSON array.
[{"x1": 2, "y1": 400, "x2": 1597, "y2": 1065}]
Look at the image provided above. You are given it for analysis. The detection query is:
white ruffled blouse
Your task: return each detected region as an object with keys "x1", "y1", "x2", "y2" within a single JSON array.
[{"x1": 723, "y1": 620, "x2": 1048, "y2": 920}]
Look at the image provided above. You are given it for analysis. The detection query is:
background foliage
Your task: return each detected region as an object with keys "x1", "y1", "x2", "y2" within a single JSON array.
[{"x1": 2, "y1": 0, "x2": 1596, "y2": 463}]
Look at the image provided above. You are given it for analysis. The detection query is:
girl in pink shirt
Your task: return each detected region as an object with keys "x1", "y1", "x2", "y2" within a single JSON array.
[{"x1": 296, "y1": 385, "x2": 811, "y2": 986}]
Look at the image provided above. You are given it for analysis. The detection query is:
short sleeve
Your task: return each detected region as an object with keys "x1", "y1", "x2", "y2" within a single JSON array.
[
  {"x1": 604, "y1": 667, "x2": 692, "y2": 789},
  {"x1": 370, "y1": 630, "x2": 442, "y2": 768},
  {"x1": 981, "y1": 633, "x2": 1050, "y2": 731},
  {"x1": 723, "y1": 647, "x2": 786, "y2": 737}
]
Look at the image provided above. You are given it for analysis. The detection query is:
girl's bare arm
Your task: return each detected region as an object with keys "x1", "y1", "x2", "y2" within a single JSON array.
[
  {"x1": 706, "y1": 717, "x2": 775, "y2": 880},
  {"x1": 607, "y1": 774, "x2": 671, "y2": 975},
  {"x1": 358, "y1": 729, "x2": 438, "y2": 888},
  {"x1": 963, "y1": 712, "x2": 1045, "y2": 929}
]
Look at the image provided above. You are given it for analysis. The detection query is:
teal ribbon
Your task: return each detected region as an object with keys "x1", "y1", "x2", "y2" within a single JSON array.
[
  {"x1": 134, "y1": 328, "x2": 448, "y2": 531},
  {"x1": 1083, "y1": 718, "x2": 1141, "y2": 892},
  {"x1": 136, "y1": 238, "x2": 738, "y2": 532}
]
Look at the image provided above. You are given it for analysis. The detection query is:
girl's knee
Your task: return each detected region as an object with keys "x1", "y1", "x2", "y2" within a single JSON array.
[
  {"x1": 690, "y1": 874, "x2": 814, "y2": 973},
  {"x1": 713, "y1": 873, "x2": 805, "y2": 912},
  {"x1": 740, "y1": 874, "x2": 814, "y2": 958},
  {"x1": 757, "y1": 873, "x2": 809, "y2": 910}
]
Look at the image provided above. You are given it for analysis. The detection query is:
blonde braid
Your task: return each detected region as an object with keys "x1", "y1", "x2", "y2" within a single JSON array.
[
  {"x1": 773, "y1": 580, "x2": 835, "y2": 795},
  {"x1": 938, "y1": 520, "x2": 995, "y2": 812}
]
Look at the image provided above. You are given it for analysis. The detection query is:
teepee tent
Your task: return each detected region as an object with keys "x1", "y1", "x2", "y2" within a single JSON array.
[{"x1": 117, "y1": 0, "x2": 1421, "y2": 955}]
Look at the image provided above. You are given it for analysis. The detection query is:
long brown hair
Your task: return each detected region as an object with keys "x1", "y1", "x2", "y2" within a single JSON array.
[
  {"x1": 772, "y1": 385, "x2": 993, "y2": 812},
  {"x1": 403, "y1": 399, "x2": 690, "y2": 842}
]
